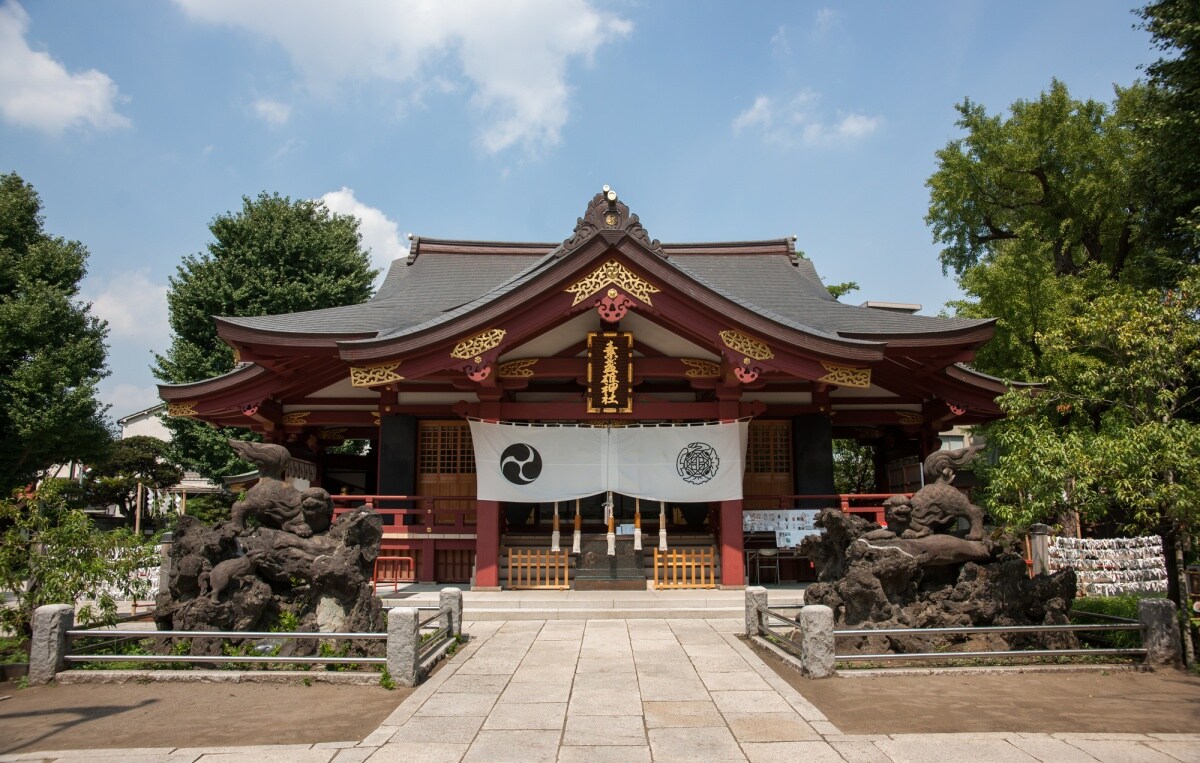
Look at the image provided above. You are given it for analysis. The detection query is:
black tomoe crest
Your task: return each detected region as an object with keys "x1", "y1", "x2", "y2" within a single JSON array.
[{"x1": 500, "y1": 443, "x2": 543, "y2": 485}]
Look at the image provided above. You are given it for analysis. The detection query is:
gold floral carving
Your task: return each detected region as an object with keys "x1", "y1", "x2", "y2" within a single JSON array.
[
  {"x1": 719, "y1": 330, "x2": 774, "y2": 361},
  {"x1": 282, "y1": 411, "x2": 310, "y2": 425},
  {"x1": 167, "y1": 401, "x2": 198, "y2": 417},
  {"x1": 498, "y1": 358, "x2": 538, "y2": 378},
  {"x1": 349, "y1": 361, "x2": 403, "y2": 387},
  {"x1": 680, "y1": 358, "x2": 721, "y2": 378},
  {"x1": 450, "y1": 329, "x2": 507, "y2": 360},
  {"x1": 817, "y1": 362, "x2": 871, "y2": 389},
  {"x1": 318, "y1": 428, "x2": 348, "y2": 440},
  {"x1": 897, "y1": 411, "x2": 924, "y2": 425},
  {"x1": 565, "y1": 260, "x2": 660, "y2": 306},
  {"x1": 371, "y1": 412, "x2": 380, "y2": 425}
]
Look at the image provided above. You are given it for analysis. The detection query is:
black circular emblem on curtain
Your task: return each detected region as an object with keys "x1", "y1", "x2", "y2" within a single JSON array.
[
  {"x1": 500, "y1": 443, "x2": 543, "y2": 485},
  {"x1": 676, "y1": 442, "x2": 719, "y2": 485}
]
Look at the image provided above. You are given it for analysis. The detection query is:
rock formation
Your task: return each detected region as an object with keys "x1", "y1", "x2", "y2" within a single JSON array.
[
  {"x1": 154, "y1": 441, "x2": 384, "y2": 658},
  {"x1": 798, "y1": 447, "x2": 1078, "y2": 656}
]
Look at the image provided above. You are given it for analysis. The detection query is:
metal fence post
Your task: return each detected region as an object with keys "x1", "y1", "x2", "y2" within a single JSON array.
[
  {"x1": 1029, "y1": 523, "x2": 1052, "y2": 576},
  {"x1": 745, "y1": 586, "x2": 767, "y2": 637},
  {"x1": 440, "y1": 587, "x2": 463, "y2": 637},
  {"x1": 29, "y1": 604, "x2": 74, "y2": 686},
  {"x1": 1138, "y1": 598, "x2": 1182, "y2": 667},
  {"x1": 387, "y1": 607, "x2": 421, "y2": 687},
  {"x1": 799, "y1": 604, "x2": 836, "y2": 679}
]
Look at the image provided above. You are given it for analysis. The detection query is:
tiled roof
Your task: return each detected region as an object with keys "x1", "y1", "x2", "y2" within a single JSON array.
[{"x1": 219, "y1": 237, "x2": 990, "y2": 340}]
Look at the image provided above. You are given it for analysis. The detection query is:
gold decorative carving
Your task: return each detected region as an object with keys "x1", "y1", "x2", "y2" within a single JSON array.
[
  {"x1": 450, "y1": 328, "x2": 506, "y2": 360},
  {"x1": 897, "y1": 411, "x2": 924, "y2": 425},
  {"x1": 167, "y1": 401, "x2": 198, "y2": 417},
  {"x1": 282, "y1": 411, "x2": 310, "y2": 425},
  {"x1": 371, "y1": 412, "x2": 380, "y2": 426},
  {"x1": 680, "y1": 358, "x2": 721, "y2": 378},
  {"x1": 817, "y1": 362, "x2": 872, "y2": 389},
  {"x1": 318, "y1": 428, "x2": 348, "y2": 440},
  {"x1": 498, "y1": 358, "x2": 538, "y2": 378},
  {"x1": 719, "y1": 330, "x2": 774, "y2": 361},
  {"x1": 349, "y1": 361, "x2": 403, "y2": 387},
  {"x1": 565, "y1": 260, "x2": 660, "y2": 306}
]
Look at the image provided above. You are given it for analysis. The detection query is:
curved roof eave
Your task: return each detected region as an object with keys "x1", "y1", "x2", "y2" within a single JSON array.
[{"x1": 157, "y1": 362, "x2": 268, "y2": 399}]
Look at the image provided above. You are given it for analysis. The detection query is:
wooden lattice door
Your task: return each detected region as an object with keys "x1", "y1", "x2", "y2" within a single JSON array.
[
  {"x1": 743, "y1": 420, "x2": 793, "y2": 508},
  {"x1": 417, "y1": 421, "x2": 477, "y2": 524}
]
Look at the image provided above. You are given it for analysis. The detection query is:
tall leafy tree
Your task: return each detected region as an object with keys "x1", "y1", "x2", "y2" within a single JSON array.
[
  {"x1": 1136, "y1": 0, "x2": 1200, "y2": 276},
  {"x1": 0, "y1": 173, "x2": 110, "y2": 493},
  {"x1": 153, "y1": 192, "x2": 377, "y2": 479},
  {"x1": 926, "y1": 81, "x2": 1153, "y2": 380}
]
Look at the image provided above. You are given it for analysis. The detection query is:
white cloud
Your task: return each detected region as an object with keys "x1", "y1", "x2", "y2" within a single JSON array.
[
  {"x1": 251, "y1": 97, "x2": 291, "y2": 126},
  {"x1": 813, "y1": 8, "x2": 838, "y2": 38},
  {"x1": 319, "y1": 187, "x2": 408, "y2": 284},
  {"x1": 86, "y1": 271, "x2": 170, "y2": 347},
  {"x1": 173, "y1": 0, "x2": 631, "y2": 153},
  {"x1": 0, "y1": 1, "x2": 130, "y2": 134},
  {"x1": 101, "y1": 383, "x2": 163, "y2": 419},
  {"x1": 732, "y1": 91, "x2": 880, "y2": 148}
]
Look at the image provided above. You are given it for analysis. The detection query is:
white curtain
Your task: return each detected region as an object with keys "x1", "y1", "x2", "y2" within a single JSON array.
[{"x1": 470, "y1": 420, "x2": 748, "y2": 503}]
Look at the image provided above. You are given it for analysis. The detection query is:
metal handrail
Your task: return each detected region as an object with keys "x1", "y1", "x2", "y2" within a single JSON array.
[
  {"x1": 837, "y1": 647, "x2": 1146, "y2": 662},
  {"x1": 67, "y1": 629, "x2": 385, "y2": 639},
  {"x1": 835, "y1": 623, "x2": 1143, "y2": 637},
  {"x1": 64, "y1": 654, "x2": 385, "y2": 665}
]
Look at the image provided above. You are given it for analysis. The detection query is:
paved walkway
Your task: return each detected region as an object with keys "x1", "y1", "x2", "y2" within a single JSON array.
[{"x1": 3, "y1": 617, "x2": 1197, "y2": 762}]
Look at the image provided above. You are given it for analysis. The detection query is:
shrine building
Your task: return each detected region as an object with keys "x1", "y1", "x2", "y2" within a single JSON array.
[{"x1": 158, "y1": 188, "x2": 1010, "y2": 590}]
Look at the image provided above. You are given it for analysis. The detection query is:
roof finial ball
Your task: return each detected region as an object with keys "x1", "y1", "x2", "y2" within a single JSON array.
[{"x1": 601, "y1": 185, "x2": 620, "y2": 228}]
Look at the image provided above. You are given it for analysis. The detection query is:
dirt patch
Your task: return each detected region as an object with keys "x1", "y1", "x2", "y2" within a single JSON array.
[
  {"x1": 0, "y1": 678, "x2": 409, "y2": 754},
  {"x1": 750, "y1": 641, "x2": 1200, "y2": 735}
]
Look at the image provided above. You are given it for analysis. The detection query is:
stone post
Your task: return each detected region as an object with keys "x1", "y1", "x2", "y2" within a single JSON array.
[
  {"x1": 744, "y1": 586, "x2": 767, "y2": 637},
  {"x1": 387, "y1": 607, "x2": 421, "y2": 687},
  {"x1": 799, "y1": 604, "x2": 836, "y2": 679},
  {"x1": 1029, "y1": 523, "x2": 1052, "y2": 576},
  {"x1": 1139, "y1": 598, "x2": 1182, "y2": 667},
  {"x1": 29, "y1": 604, "x2": 74, "y2": 686},
  {"x1": 158, "y1": 531, "x2": 174, "y2": 598},
  {"x1": 440, "y1": 587, "x2": 463, "y2": 637}
]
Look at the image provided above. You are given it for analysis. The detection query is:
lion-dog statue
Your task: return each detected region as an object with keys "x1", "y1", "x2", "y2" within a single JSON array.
[{"x1": 883, "y1": 445, "x2": 985, "y2": 541}]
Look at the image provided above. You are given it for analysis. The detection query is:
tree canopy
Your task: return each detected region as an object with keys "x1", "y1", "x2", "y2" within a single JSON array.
[
  {"x1": 0, "y1": 173, "x2": 110, "y2": 493},
  {"x1": 153, "y1": 192, "x2": 378, "y2": 479},
  {"x1": 85, "y1": 435, "x2": 183, "y2": 523}
]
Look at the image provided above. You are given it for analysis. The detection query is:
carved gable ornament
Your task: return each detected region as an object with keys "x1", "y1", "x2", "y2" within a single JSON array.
[
  {"x1": 559, "y1": 186, "x2": 664, "y2": 257},
  {"x1": 565, "y1": 260, "x2": 661, "y2": 307},
  {"x1": 349, "y1": 361, "x2": 403, "y2": 388},
  {"x1": 817, "y1": 362, "x2": 872, "y2": 389}
]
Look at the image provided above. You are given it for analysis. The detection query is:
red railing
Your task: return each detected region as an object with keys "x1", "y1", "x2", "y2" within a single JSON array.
[
  {"x1": 331, "y1": 494, "x2": 477, "y2": 533},
  {"x1": 742, "y1": 493, "x2": 911, "y2": 527}
]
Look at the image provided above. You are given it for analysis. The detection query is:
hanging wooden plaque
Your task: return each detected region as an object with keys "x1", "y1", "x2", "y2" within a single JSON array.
[{"x1": 586, "y1": 331, "x2": 633, "y2": 414}]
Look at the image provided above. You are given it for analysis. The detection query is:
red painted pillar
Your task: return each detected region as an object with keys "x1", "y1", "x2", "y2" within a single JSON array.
[
  {"x1": 475, "y1": 500, "x2": 501, "y2": 589},
  {"x1": 719, "y1": 499, "x2": 745, "y2": 587}
]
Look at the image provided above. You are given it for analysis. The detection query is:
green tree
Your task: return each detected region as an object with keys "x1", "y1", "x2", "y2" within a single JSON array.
[
  {"x1": 0, "y1": 479, "x2": 158, "y2": 637},
  {"x1": 982, "y1": 269, "x2": 1200, "y2": 647},
  {"x1": 832, "y1": 439, "x2": 876, "y2": 495},
  {"x1": 926, "y1": 81, "x2": 1158, "y2": 379},
  {"x1": 86, "y1": 435, "x2": 183, "y2": 526},
  {"x1": 0, "y1": 173, "x2": 111, "y2": 493},
  {"x1": 1136, "y1": 0, "x2": 1200, "y2": 276},
  {"x1": 153, "y1": 192, "x2": 378, "y2": 479}
]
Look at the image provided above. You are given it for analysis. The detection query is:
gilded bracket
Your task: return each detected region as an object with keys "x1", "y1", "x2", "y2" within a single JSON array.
[
  {"x1": 498, "y1": 358, "x2": 539, "y2": 378},
  {"x1": 680, "y1": 358, "x2": 721, "y2": 378},
  {"x1": 282, "y1": 411, "x2": 310, "y2": 426},
  {"x1": 350, "y1": 361, "x2": 404, "y2": 388},
  {"x1": 817, "y1": 362, "x2": 872, "y2": 389},
  {"x1": 167, "y1": 401, "x2": 198, "y2": 417}
]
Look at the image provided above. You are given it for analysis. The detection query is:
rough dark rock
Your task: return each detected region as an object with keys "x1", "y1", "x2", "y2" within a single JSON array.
[{"x1": 154, "y1": 441, "x2": 384, "y2": 657}]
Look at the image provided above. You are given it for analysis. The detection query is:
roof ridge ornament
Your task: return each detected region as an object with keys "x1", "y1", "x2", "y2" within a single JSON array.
[{"x1": 559, "y1": 186, "x2": 664, "y2": 258}]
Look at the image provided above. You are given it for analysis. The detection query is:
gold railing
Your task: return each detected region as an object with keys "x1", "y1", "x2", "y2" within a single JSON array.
[
  {"x1": 506, "y1": 548, "x2": 570, "y2": 590},
  {"x1": 654, "y1": 546, "x2": 717, "y2": 589}
]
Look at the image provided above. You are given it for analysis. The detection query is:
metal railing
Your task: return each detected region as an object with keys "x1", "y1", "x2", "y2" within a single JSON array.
[
  {"x1": 742, "y1": 493, "x2": 912, "y2": 527},
  {"x1": 63, "y1": 628, "x2": 387, "y2": 668},
  {"x1": 751, "y1": 594, "x2": 1149, "y2": 668}
]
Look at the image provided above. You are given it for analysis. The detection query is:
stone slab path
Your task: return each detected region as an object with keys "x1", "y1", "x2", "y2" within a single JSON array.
[{"x1": 2, "y1": 618, "x2": 1196, "y2": 762}]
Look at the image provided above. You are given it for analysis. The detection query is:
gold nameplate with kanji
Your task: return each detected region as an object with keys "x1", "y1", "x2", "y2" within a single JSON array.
[{"x1": 586, "y1": 331, "x2": 633, "y2": 414}]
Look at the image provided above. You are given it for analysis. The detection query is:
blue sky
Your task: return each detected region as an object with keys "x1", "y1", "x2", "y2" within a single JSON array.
[{"x1": 0, "y1": 1, "x2": 1153, "y2": 419}]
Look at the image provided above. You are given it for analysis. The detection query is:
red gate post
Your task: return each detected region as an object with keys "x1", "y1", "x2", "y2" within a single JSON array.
[
  {"x1": 719, "y1": 499, "x2": 745, "y2": 587},
  {"x1": 474, "y1": 499, "x2": 501, "y2": 590}
]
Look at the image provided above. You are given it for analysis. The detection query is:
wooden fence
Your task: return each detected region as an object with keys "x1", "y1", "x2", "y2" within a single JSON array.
[
  {"x1": 654, "y1": 546, "x2": 717, "y2": 589},
  {"x1": 506, "y1": 548, "x2": 570, "y2": 590}
]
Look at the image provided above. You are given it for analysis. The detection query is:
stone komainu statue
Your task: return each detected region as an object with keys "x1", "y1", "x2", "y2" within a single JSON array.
[
  {"x1": 228, "y1": 439, "x2": 332, "y2": 538},
  {"x1": 884, "y1": 444, "x2": 985, "y2": 541}
]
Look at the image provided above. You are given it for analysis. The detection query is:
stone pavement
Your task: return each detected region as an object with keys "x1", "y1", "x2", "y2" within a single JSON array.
[{"x1": 2, "y1": 617, "x2": 1197, "y2": 762}]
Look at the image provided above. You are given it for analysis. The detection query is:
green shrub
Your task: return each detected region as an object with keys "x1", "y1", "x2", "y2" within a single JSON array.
[{"x1": 1072, "y1": 594, "x2": 1164, "y2": 649}]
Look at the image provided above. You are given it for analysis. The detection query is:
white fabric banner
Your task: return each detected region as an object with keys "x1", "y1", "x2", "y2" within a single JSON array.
[
  {"x1": 469, "y1": 421, "x2": 607, "y2": 502},
  {"x1": 470, "y1": 420, "x2": 748, "y2": 503},
  {"x1": 609, "y1": 421, "x2": 748, "y2": 502}
]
